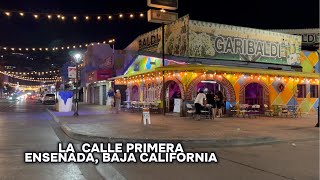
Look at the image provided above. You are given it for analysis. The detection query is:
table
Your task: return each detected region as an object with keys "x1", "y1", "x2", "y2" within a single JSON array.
[
  {"x1": 287, "y1": 105, "x2": 301, "y2": 118},
  {"x1": 272, "y1": 105, "x2": 283, "y2": 116}
]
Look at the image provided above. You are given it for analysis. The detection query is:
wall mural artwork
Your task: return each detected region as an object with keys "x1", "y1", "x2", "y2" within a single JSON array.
[
  {"x1": 300, "y1": 50, "x2": 319, "y2": 73},
  {"x1": 188, "y1": 20, "x2": 302, "y2": 65}
]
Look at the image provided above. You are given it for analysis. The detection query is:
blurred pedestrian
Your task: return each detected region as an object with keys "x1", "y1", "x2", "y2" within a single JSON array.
[
  {"x1": 115, "y1": 89, "x2": 121, "y2": 114},
  {"x1": 107, "y1": 88, "x2": 115, "y2": 113},
  {"x1": 194, "y1": 89, "x2": 206, "y2": 121},
  {"x1": 217, "y1": 91, "x2": 224, "y2": 117},
  {"x1": 206, "y1": 91, "x2": 217, "y2": 120}
]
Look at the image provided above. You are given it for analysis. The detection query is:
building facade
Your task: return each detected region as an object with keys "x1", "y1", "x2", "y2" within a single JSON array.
[{"x1": 111, "y1": 15, "x2": 319, "y2": 114}]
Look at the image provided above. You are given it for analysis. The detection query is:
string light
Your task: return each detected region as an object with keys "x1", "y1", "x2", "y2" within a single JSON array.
[
  {"x1": 0, "y1": 71, "x2": 61, "y2": 82},
  {"x1": 5, "y1": 82, "x2": 56, "y2": 88},
  {"x1": 0, "y1": 38, "x2": 115, "y2": 52},
  {"x1": 0, "y1": 9, "x2": 145, "y2": 22}
]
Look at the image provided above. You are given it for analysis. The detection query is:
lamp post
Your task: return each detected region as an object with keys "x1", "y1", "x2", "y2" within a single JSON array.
[
  {"x1": 109, "y1": 39, "x2": 116, "y2": 90},
  {"x1": 161, "y1": 23, "x2": 165, "y2": 115},
  {"x1": 73, "y1": 53, "x2": 82, "y2": 116}
]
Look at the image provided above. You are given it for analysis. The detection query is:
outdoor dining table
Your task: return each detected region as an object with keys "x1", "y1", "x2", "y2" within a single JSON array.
[
  {"x1": 122, "y1": 101, "x2": 131, "y2": 111},
  {"x1": 272, "y1": 105, "x2": 283, "y2": 116}
]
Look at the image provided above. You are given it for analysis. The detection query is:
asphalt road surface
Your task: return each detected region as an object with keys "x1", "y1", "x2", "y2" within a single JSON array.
[
  {"x1": 0, "y1": 99, "x2": 318, "y2": 180},
  {"x1": 111, "y1": 140, "x2": 319, "y2": 180},
  {"x1": 0, "y1": 99, "x2": 103, "y2": 180}
]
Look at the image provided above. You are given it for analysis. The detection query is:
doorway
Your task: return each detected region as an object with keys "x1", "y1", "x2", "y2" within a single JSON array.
[
  {"x1": 196, "y1": 81, "x2": 227, "y2": 114},
  {"x1": 166, "y1": 81, "x2": 181, "y2": 112},
  {"x1": 131, "y1": 85, "x2": 139, "y2": 101},
  {"x1": 245, "y1": 83, "x2": 263, "y2": 105}
]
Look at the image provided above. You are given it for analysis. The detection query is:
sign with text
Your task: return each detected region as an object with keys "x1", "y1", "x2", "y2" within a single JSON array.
[
  {"x1": 189, "y1": 20, "x2": 302, "y2": 65},
  {"x1": 68, "y1": 67, "x2": 76, "y2": 79},
  {"x1": 148, "y1": 9, "x2": 178, "y2": 24},
  {"x1": 269, "y1": 29, "x2": 319, "y2": 48},
  {"x1": 147, "y1": 0, "x2": 178, "y2": 10}
]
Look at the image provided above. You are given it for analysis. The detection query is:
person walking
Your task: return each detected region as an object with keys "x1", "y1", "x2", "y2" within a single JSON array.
[
  {"x1": 217, "y1": 91, "x2": 224, "y2": 117},
  {"x1": 194, "y1": 90, "x2": 206, "y2": 121},
  {"x1": 206, "y1": 91, "x2": 217, "y2": 120},
  {"x1": 107, "y1": 88, "x2": 115, "y2": 113},
  {"x1": 115, "y1": 89, "x2": 121, "y2": 114}
]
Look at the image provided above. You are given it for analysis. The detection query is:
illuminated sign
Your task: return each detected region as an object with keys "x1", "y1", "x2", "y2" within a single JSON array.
[{"x1": 147, "y1": 0, "x2": 178, "y2": 10}]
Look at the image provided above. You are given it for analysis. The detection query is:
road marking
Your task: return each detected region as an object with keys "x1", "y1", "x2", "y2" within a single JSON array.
[{"x1": 218, "y1": 156, "x2": 295, "y2": 180}]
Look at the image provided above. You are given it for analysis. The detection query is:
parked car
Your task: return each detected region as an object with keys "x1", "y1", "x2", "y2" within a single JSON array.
[{"x1": 42, "y1": 94, "x2": 56, "y2": 105}]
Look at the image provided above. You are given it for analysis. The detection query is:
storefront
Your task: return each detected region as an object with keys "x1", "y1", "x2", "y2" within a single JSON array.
[{"x1": 111, "y1": 15, "x2": 319, "y2": 115}]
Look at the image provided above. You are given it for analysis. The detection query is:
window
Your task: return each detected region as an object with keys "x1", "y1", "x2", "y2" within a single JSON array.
[
  {"x1": 297, "y1": 84, "x2": 306, "y2": 98},
  {"x1": 310, "y1": 85, "x2": 319, "y2": 98}
]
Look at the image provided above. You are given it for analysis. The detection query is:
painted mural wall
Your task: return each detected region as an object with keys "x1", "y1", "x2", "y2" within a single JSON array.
[
  {"x1": 175, "y1": 72, "x2": 319, "y2": 113},
  {"x1": 125, "y1": 15, "x2": 189, "y2": 57},
  {"x1": 224, "y1": 75, "x2": 319, "y2": 114},
  {"x1": 300, "y1": 50, "x2": 319, "y2": 73},
  {"x1": 188, "y1": 20, "x2": 302, "y2": 65}
]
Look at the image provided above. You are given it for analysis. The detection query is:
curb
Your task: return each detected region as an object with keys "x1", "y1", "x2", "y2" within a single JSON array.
[
  {"x1": 46, "y1": 108, "x2": 127, "y2": 180},
  {"x1": 46, "y1": 108, "x2": 60, "y2": 123},
  {"x1": 46, "y1": 108, "x2": 279, "y2": 147}
]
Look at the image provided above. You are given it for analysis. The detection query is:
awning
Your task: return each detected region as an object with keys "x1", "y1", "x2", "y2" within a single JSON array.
[
  {"x1": 110, "y1": 64, "x2": 319, "y2": 80},
  {"x1": 108, "y1": 69, "x2": 156, "y2": 80},
  {"x1": 156, "y1": 64, "x2": 320, "y2": 78}
]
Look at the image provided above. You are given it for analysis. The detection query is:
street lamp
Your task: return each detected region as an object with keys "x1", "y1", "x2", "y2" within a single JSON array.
[{"x1": 73, "y1": 53, "x2": 82, "y2": 116}]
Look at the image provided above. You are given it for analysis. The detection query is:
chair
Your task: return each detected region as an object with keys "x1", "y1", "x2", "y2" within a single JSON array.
[
  {"x1": 200, "y1": 105, "x2": 210, "y2": 119},
  {"x1": 264, "y1": 104, "x2": 273, "y2": 116},
  {"x1": 150, "y1": 103, "x2": 159, "y2": 113},
  {"x1": 186, "y1": 104, "x2": 195, "y2": 118},
  {"x1": 229, "y1": 103, "x2": 239, "y2": 117},
  {"x1": 130, "y1": 101, "x2": 140, "y2": 112},
  {"x1": 281, "y1": 106, "x2": 289, "y2": 117},
  {"x1": 272, "y1": 105, "x2": 282, "y2": 116},
  {"x1": 249, "y1": 104, "x2": 260, "y2": 118},
  {"x1": 288, "y1": 106, "x2": 301, "y2": 118},
  {"x1": 239, "y1": 104, "x2": 249, "y2": 118}
]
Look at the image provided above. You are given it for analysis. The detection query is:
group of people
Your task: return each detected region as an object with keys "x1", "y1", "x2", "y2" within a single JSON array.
[
  {"x1": 194, "y1": 90, "x2": 224, "y2": 121},
  {"x1": 107, "y1": 88, "x2": 121, "y2": 114}
]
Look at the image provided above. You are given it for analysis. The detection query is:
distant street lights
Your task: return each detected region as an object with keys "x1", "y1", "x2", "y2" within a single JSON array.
[{"x1": 73, "y1": 53, "x2": 82, "y2": 116}]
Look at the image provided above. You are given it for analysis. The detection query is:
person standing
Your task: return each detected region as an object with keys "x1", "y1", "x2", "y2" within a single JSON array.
[
  {"x1": 194, "y1": 90, "x2": 206, "y2": 121},
  {"x1": 206, "y1": 91, "x2": 217, "y2": 120},
  {"x1": 217, "y1": 91, "x2": 224, "y2": 117},
  {"x1": 107, "y1": 88, "x2": 115, "y2": 113},
  {"x1": 115, "y1": 89, "x2": 121, "y2": 114}
]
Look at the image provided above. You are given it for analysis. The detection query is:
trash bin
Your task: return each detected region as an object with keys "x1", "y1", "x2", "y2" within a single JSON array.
[{"x1": 57, "y1": 91, "x2": 73, "y2": 112}]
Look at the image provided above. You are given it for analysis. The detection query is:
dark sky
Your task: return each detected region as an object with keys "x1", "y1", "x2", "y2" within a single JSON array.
[{"x1": 0, "y1": 0, "x2": 319, "y2": 70}]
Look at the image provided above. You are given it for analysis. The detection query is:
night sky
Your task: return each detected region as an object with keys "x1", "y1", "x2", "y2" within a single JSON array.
[{"x1": 0, "y1": 0, "x2": 319, "y2": 70}]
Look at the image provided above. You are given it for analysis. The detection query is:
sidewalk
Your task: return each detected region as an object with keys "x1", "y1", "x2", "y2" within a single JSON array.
[{"x1": 47, "y1": 103, "x2": 319, "y2": 147}]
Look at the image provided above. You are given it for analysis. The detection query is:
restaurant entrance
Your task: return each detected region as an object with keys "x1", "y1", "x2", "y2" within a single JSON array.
[
  {"x1": 166, "y1": 81, "x2": 181, "y2": 112},
  {"x1": 196, "y1": 80, "x2": 227, "y2": 114},
  {"x1": 245, "y1": 83, "x2": 263, "y2": 105}
]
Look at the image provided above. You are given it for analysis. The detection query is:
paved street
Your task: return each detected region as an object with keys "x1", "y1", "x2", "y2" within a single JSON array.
[
  {"x1": 0, "y1": 99, "x2": 103, "y2": 180},
  {"x1": 0, "y1": 100, "x2": 319, "y2": 180},
  {"x1": 49, "y1": 104, "x2": 319, "y2": 145},
  {"x1": 111, "y1": 140, "x2": 319, "y2": 180}
]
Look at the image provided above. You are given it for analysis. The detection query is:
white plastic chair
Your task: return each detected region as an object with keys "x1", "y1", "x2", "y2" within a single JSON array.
[{"x1": 186, "y1": 104, "x2": 195, "y2": 118}]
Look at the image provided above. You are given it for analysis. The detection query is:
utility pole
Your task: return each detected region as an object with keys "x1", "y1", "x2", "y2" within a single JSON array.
[{"x1": 162, "y1": 23, "x2": 165, "y2": 115}]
